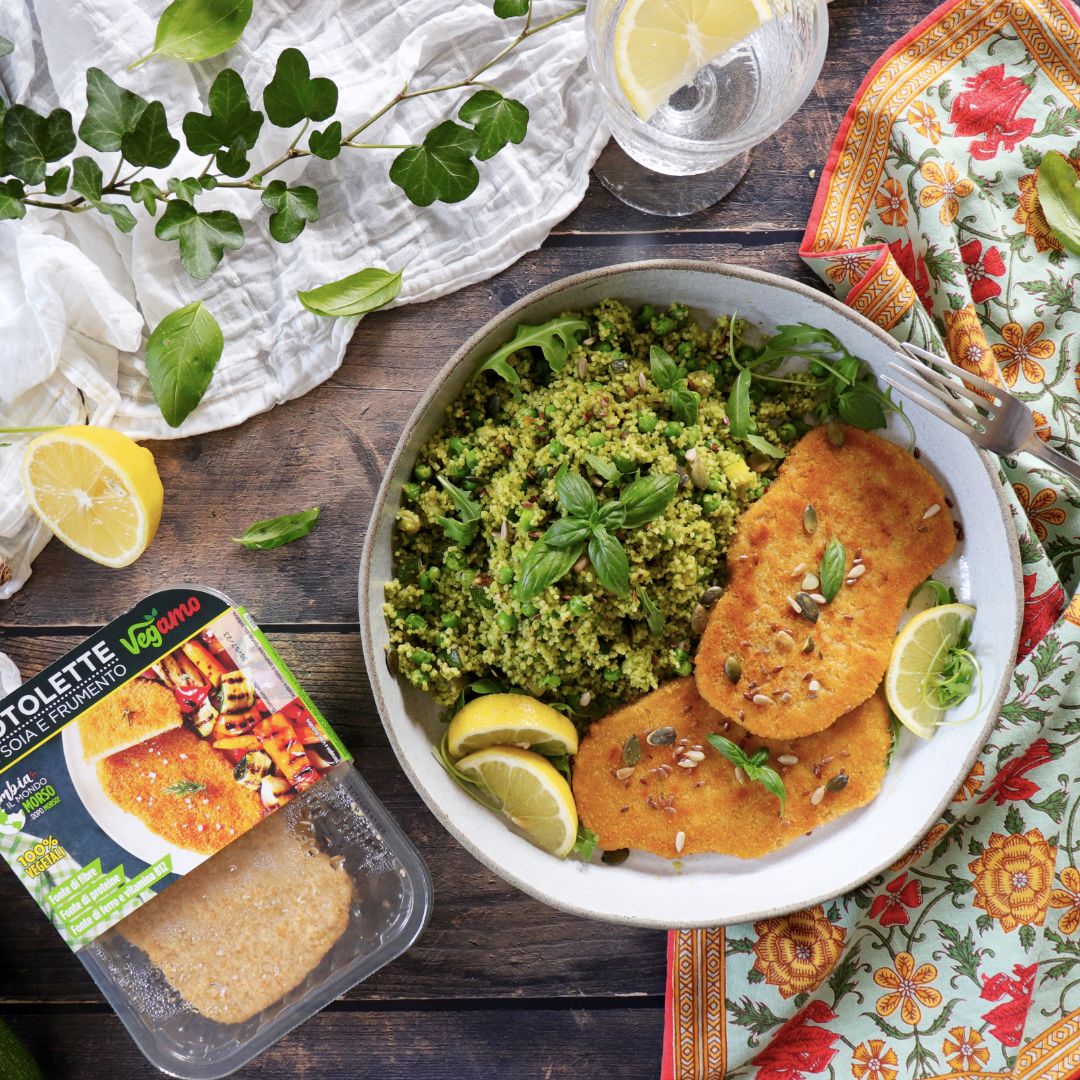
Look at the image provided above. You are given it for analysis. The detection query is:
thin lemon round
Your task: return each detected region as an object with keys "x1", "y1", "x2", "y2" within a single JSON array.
[
  {"x1": 885, "y1": 603, "x2": 977, "y2": 739},
  {"x1": 454, "y1": 745, "x2": 578, "y2": 858},
  {"x1": 614, "y1": 0, "x2": 773, "y2": 121},
  {"x1": 22, "y1": 426, "x2": 163, "y2": 568},
  {"x1": 447, "y1": 694, "x2": 579, "y2": 758}
]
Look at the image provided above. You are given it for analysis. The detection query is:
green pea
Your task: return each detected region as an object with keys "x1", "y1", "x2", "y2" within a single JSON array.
[
  {"x1": 702, "y1": 494, "x2": 722, "y2": 514},
  {"x1": 569, "y1": 596, "x2": 589, "y2": 616},
  {"x1": 665, "y1": 421, "x2": 682, "y2": 439},
  {"x1": 468, "y1": 409, "x2": 483, "y2": 428},
  {"x1": 596, "y1": 341, "x2": 612, "y2": 353},
  {"x1": 418, "y1": 572, "x2": 435, "y2": 591},
  {"x1": 441, "y1": 613, "x2": 461, "y2": 629},
  {"x1": 540, "y1": 674, "x2": 561, "y2": 688},
  {"x1": 653, "y1": 317, "x2": 675, "y2": 336},
  {"x1": 445, "y1": 551, "x2": 464, "y2": 570},
  {"x1": 603, "y1": 667, "x2": 621, "y2": 683},
  {"x1": 418, "y1": 594, "x2": 436, "y2": 612},
  {"x1": 523, "y1": 407, "x2": 538, "y2": 418},
  {"x1": 676, "y1": 340, "x2": 694, "y2": 359},
  {"x1": 521, "y1": 602, "x2": 539, "y2": 617},
  {"x1": 544, "y1": 404, "x2": 558, "y2": 420},
  {"x1": 449, "y1": 462, "x2": 467, "y2": 478},
  {"x1": 706, "y1": 362, "x2": 722, "y2": 379},
  {"x1": 638, "y1": 303, "x2": 655, "y2": 324},
  {"x1": 684, "y1": 425, "x2": 699, "y2": 447},
  {"x1": 519, "y1": 509, "x2": 535, "y2": 531},
  {"x1": 549, "y1": 440, "x2": 566, "y2": 458},
  {"x1": 497, "y1": 612, "x2": 519, "y2": 633},
  {"x1": 402, "y1": 482, "x2": 421, "y2": 502},
  {"x1": 778, "y1": 422, "x2": 798, "y2": 441},
  {"x1": 404, "y1": 613, "x2": 426, "y2": 632},
  {"x1": 675, "y1": 658, "x2": 693, "y2": 676},
  {"x1": 496, "y1": 566, "x2": 515, "y2": 585},
  {"x1": 707, "y1": 475, "x2": 724, "y2": 492},
  {"x1": 637, "y1": 413, "x2": 658, "y2": 434},
  {"x1": 736, "y1": 345, "x2": 758, "y2": 366},
  {"x1": 410, "y1": 649, "x2": 434, "y2": 666},
  {"x1": 809, "y1": 360, "x2": 828, "y2": 378},
  {"x1": 413, "y1": 462, "x2": 433, "y2": 482},
  {"x1": 588, "y1": 432, "x2": 606, "y2": 447}
]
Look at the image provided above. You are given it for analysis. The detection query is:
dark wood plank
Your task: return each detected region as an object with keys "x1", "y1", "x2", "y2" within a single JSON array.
[
  {"x1": 0, "y1": 634, "x2": 667, "y2": 1005},
  {"x1": 1, "y1": 238, "x2": 816, "y2": 629},
  {"x1": 4, "y1": 1003, "x2": 664, "y2": 1080}
]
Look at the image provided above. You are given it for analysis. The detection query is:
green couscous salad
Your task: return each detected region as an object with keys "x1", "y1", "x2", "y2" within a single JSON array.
[{"x1": 383, "y1": 299, "x2": 825, "y2": 715}]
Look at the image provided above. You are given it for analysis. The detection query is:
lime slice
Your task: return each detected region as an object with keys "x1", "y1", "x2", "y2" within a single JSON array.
[
  {"x1": 885, "y1": 603, "x2": 977, "y2": 739},
  {"x1": 22, "y1": 426, "x2": 163, "y2": 568},
  {"x1": 453, "y1": 745, "x2": 578, "y2": 857},
  {"x1": 447, "y1": 694, "x2": 579, "y2": 758},
  {"x1": 614, "y1": 0, "x2": 773, "y2": 121}
]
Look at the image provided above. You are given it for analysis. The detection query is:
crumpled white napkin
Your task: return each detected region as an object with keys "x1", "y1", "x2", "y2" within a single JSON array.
[{"x1": 0, "y1": 0, "x2": 607, "y2": 598}]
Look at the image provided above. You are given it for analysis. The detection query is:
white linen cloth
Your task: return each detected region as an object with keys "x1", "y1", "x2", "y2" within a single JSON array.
[{"x1": 0, "y1": 0, "x2": 607, "y2": 600}]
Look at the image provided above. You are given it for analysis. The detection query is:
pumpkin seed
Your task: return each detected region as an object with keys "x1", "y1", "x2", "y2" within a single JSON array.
[
  {"x1": 826, "y1": 772, "x2": 849, "y2": 793},
  {"x1": 801, "y1": 635, "x2": 815, "y2": 654},
  {"x1": 827, "y1": 421, "x2": 845, "y2": 446},
  {"x1": 601, "y1": 848, "x2": 630, "y2": 865},
  {"x1": 724, "y1": 656, "x2": 742, "y2": 683},
  {"x1": 701, "y1": 585, "x2": 724, "y2": 607},
  {"x1": 647, "y1": 726, "x2": 677, "y2": 746},
  {"x1": 803, "y1": 504, "x2": 818, "y2": 535},
  {"x1": 623, "y1": 734, "x2": 642, "y2": 766},
  {"x1": 794, "y1": 592, "x2": 820, "y2": 623}
]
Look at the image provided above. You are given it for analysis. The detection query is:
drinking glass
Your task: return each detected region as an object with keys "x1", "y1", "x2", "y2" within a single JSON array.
[{"x1": 586, "y1": 0, "x2": 829, "y2": 216}]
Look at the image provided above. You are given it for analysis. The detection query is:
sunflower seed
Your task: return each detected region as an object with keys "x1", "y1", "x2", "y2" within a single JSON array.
[
  {"x1": 790, "y1": 563, "x2": 807, "y2": 576},
  {"x1": 683, "y1": 750, "x2": 706, "y2": 762},
  {"x1": 647, "y1": 726, "x2": 677, "y2": 746},
  {"x1": 577, "y1": 355, "x2": 588, "y2": 378},
  {"x1": 639, "y1": 372, "x2": 648, "y2": 392},
  {"x1": 677, "y1": 759, "x2": 697, "y2": 769},
  {"x1": 922, "y1": 503, "x2": 941, "y2": 520},
  {"x1": 684, "y1": 447, "x2": 698, "y2": 463},
  {"x1": 827, "y1": 772, "x2": 849, "y2": 793},
  {"x1": 794, "y1": 593, "x2": 820, "y2": 622},
  {"x1": 734, "y1": 766, "x2": 746, "y2": 784},
  {"x1": 499, "y1": 518, "x2": 509, "y2": 543},
  {"x1": 809, "y1": 593, "x2": 828, "y2": 605},
  {"x1": 810, "y1": 785, "x2": 826, "y2": 805},
  {"x1": 801, "y1": 572, "x2": 820, "y2": 592},
  {"x1": 803, "y1": 504, "x2": 818, "y2": 535},
  {"x1": 847, "y1": 563, "x2": 866, "y2": 579},
  {"x1": 701, "y1": 585, "x2": 724, "y2": 607},
  {"x1": 775, "y1": 630, "x2": 795, "y2": 648},
  {"x1": 674, "y1": 831, "x2": 686, "y2": 854},
  {"x1": 778, "y1": 691, "x2": 793, "y2": 704},
  {"x1": 623, "y1": 734, "x2": 642, "y2": 766},
  {"x1": 615, "y1": 766, "x2": 635, "y2": 781},
  {"x1": 752, "y1": 693, "x2": 774, "y2": 706},
  {"x1": 579, "y1": 691, "x2": 592, "y2": 708},
  {"x1": 724, "y1": 656, "x2": 742, "y2": 683},
  {"x1": 808, "y1": 679, "x2": 821, "y2": 694},
  {"x1": 827, "y1": 422, "x2": 845, "y2": 446},
  {"x1": 777, "y1": 754, "x2": 799, "y2": 766}
]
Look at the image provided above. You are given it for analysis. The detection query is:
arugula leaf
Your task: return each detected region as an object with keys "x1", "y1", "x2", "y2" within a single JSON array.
[
  {"x1": 3, "y1": 105, "x2": 76, "y2": 184},
  {"x1": 639, "y1": 587, "x2": 665, "y2": 635},
  {"x1": 744, "y1": 433, "x2": 784, "y2": 458},
  {"x1": 618, "y1": 473, "x2": 678, "y2": 528},
  {"x1": 819, "y1": 538, "x2": 846, "y2": 603},
  {"x1": 145, "y1": 301, "x2": 224, "y2": 427},
  {"x1": 182, "y1": 68, "x2": 263, "y2": 176},
  {"x1": 121, "y1": 100, "x2": 180, "y2": 168},
  {"x1": 588, "y1": 526, "x2": 630, "y2": 597},
  {"x1": 585, "y1": 454, "x2": 618, "y2": 483},
  {"x1": 494, "y1": 0, "x2": 530, "y2": 15},
  {"x1": 308, "y1": 120, "x2": 342, "y2": 160},
  {"x1": 476, "y1": 315, "x2": 588, "y2": 390},
  {"x1": 79, "y1": 68, "x2": 148, "y2": 152},
  {"x1": 572, "y1": 823, "x2": 599, "y2": 861},
  {"x1": 458, "y1": 90, "x2": 528, "y2": 161},
  {"x1": 233, "y1": 507, "x2": 320, "y2": 550},
  {"x1": 155, "y1": 200, "x2": 244, "y2": 279},
  {"x1": 390, "y1": 121, "x2": 481, "y2": 207},
  {"x1": 71, "y1": 156, "x2": 137, "y2": 232},
  {"x1": 0, "y1": 180, "x2": 26, "y2": 221},
  {"x1": 727, "y1": 368, "x2": 753, "y2": 439},
  {"x1": 298, "y1": 267, "x2": 402, "y2": 318},
  {"x1": 435, "y1": 476, "x2": 481, "y2": 548},
  {"x1": 132, "y1": 0, "x2": 253, "y2": 67},
  {"x1": 513, "y1": 540, "x2": 584, "y2": 601},
  {"x1": 261, "y1": 180, "x2": 319, "y2": 243},
  {"x1": 555, "y1": 466, "x2": 598, "y2": 519},
  {"x1": 1037, "y1": 150, "x2": 1080, "y2": 257},
  {"x1": 0, "y1": 37, "x2": 12, "y2": 58},
  {"x1": 707, "y1": 734, "x2": 786, "y2": 813},
  {"x1": 264, "y1": 48, "x2": 339, "y2": 127}
]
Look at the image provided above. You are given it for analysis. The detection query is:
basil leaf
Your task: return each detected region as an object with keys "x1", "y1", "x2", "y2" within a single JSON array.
[
  {"x1": 671, "y1": 385, "x2": 700, "y2": 426},
  {"x1": 263, "y1": 48, "x2": 339, "y2": 127},
  {"x1": 639, "y1": 587, "x2": 665, "y2": 635},
  {"x1": 588, "y1": 526, "x2": 630, "y2": 597},
  {"x1": 585, "y1": 454, "x2": 618, "y2": 483},
  {"x1": 746, "y1": 763, "x2": 787, "y2": 814},
  {"x1": 309, "y1": 120, "x2": 342, "y2": 160},
  {"x1": 79, "y1": 68, "x2": 148, "y2": 152},
  {"x1": 542, "y1": 517, "x2": 591, "y2": 550},
  {"x1": 298, "y1": 267, "x2": 402, "y2": 319},
  {"x1": 618, "y1": 473, "x2": 678, "y2": 528},
  {"x1": 470, "y1": 678, "x2": 504, "y2": 695},
  {"x1": 232, "y1": 507, "x2": 320, "y2": 550},
  {"x1": 744, "y1": 433, "x2": 784, "y2": 458},
  {"x1": 597, "y1": 501, "x2": 626, "y2": 531},
  {"x1": 261, "y1": 180, "x2": 319, "y2": 243},
  {"x1": 133, "y1": 0, "x2": 252, "y2": 67},
  {"x1": 494, "y1": 0, "x2": 530, "y2": 15},
  {"x1": 1037, "y1": 150, "x2": 1080, "y2": 256},
  {"x1": 0, "y1": 37, "x2": 12, "y2": 58},
  {"x1": 3, "y1": 105, "x2": 76, "y2": 184},
  {"x1": 819, "y1": 538, "x2": 846, "y2": 603},
  {"x1": 554, "y1": 467, "x2": 597, "y2": 519},
  {"x1": 476, "y1": 315, "x2": 588, "y2": 386},
  {"x1": 458, "y1": 89, "x2": 528, "y2": 161},
  {"x1": 908, "y1": 578, "x2": 957, "y2": 609},
  {"x1": 649, "y1": 345, "x2": 680, "y2": 391},
  {"x1": 727, "y1": 369, "x2": 752, "y2": 439},
  {"x1": 838, "y1": 386, "x2": 887, "y2": 430},
  {"x1": 706, "y1": 733, "x2": 750, "y2": 769},
  {"x1": 390, "y1": 121, "x2": 480, "y2": 207},
  {"x1": 513, "y1": 540, "x2": 583, "y2": 601},
  {"x1": 155, "y1": 200, "x2": 244, "y2": 280},
  {"x1": 145, "y1": 301, "x2": 223, "y2": 427}
]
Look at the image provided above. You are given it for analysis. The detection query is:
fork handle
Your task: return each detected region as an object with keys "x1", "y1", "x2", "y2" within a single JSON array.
[{"x1": 1022, "y1": 433, "x2": 1080, "y2": 486}]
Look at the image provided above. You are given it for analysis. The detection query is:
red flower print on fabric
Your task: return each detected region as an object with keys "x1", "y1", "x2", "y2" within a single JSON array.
[
  {"x1": 960, "y1": 238, "x2": 1006, "y2": 303},
  {"x1": 950, "y1": 64, "x2": 1036, "y2": 160},
  {"x1": 977, "y1": 738, "x2": 1061, "y2": 806},
  {"x1": 980, "y1": 963, "x2": 1037, "y2": 1047},
  {"x1": 888, "y1": 239, "x2": 932, "y2": 312},
  {"x1": 753, "y1": 1001, "x2": 839, "y2": 1080},
  {"x1": 1017, "y1": 573, "x2": 1066, "y2": 661},
  {"x1": 868, "y1": 873, "x2": 923, "y2": 926}
]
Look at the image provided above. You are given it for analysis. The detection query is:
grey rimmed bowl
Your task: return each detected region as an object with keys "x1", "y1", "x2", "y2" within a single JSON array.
[{"x1": 359, "y1": 260, "x2": 1021, "y2": 929}]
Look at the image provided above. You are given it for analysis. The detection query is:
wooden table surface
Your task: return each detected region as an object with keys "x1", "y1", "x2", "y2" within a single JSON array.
[{"x1": 0, "y1": 2, "x2": 941, "y2": 1074}]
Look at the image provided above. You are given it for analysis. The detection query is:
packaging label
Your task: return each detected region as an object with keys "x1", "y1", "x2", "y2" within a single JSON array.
[{"x1": 0, "y1": 587, "x2": 352, "y2": 949}]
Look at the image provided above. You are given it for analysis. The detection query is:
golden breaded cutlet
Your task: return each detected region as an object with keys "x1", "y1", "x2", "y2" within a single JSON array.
[
  {"x1": 695, "y1": 425, "x2": 955, "y2": 739},
  {"x1": 78, "y1": 679, "x2": 183, "y2": 763},
  {"x1": 572, "y1": 678, "x2": 892, "y2": 859}
]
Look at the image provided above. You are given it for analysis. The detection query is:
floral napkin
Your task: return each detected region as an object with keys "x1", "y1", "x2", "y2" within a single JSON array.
[{"x1": 662, "y1": 1, "x2": 1080, "y2": 1077}]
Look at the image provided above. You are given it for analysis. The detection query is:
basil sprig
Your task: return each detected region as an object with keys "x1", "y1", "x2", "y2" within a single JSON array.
[
  {"x1": 650, "y1": 346, "x2": 700, "y2": 425},
  {"x1": 514, "y1": 467, "x2": 677, "y2": 601},
  {"x1": 232, "y1": 506, "x2": 320, "y2": 549},
  {"x1": 819, "y1": 538, "x2": 846, "y2": 603},
  {"x1": 707, "y1": 735, "x2": 787, "y2": 814},
  {"x1": 435, "y1": 476, "x2": 482, "y2": 547}
]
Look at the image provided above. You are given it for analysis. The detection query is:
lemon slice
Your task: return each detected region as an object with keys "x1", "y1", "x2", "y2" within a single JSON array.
[
  {"x1": 22, "y1": 426, "x2": 163, "y2": 568},
  {"x1": 447, "y1": 694, "x2": 579, "y2": 758},
  {"x1": 885, "y1": 603, "x2": 977, "y2": 739},
  {"x1": 454, "y1": 746, "x2": 578, "y2": 857},
  {"x1": 614, "y1": 0, "x2": 773, "y2": 121}
]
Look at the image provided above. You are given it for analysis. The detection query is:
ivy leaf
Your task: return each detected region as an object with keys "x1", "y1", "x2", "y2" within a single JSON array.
[
  {"x1": 121, "y1": 100, "x2": 180, "y2": 168},
  {"x1": 132, "y1": 0, "x2": 253, "y2": 67},
  {"x1": 493, "y1": 0, "x2": 530, "y2": 15},
  {"x1": 145, "y1": 300, "x2": 224, "y2": 427},
  {"x1": 233, "y1": 507, "x2": 320, "y2": 550},
  {"x1": 0, "y1": 37, "x2": 12, "y2": 58},
  {"x1": 71, "y1": 156, "x2": 137, "y2": 233},
  {"x1": 155, "y1": 200, "x2": 244, "y2": 279},
  {"x1": 130, "y1": 178, "x2": 160, "y2": 215},
  {"x1": 308, "y1": 120, "x2": 342, "y2": 160},
  {"x1": 390, "y1": 121, "x2": 480, "y2": 207},
  {"x1": 167, "y1": 176, "x2": 202, "y2": 203},
  {"x1": 261, "y1": 180, "x2": 319, "y2": 243},
  {"x1": 0, "y1": 179, "x2": 26, "y2": 221},
  {"x1": 588, "y1": 526, "x2": 630, "y2": 597},
  {"x1": 1037, "y1": 150, "x2": 1080, "y2": 257},
  {"x1": 182, "y1": 67, "x2": 263, "y2": 176},
  {"x1": 79, "y1": 68, "x2": 148, "y2": 152},
  {"x1": 458, "y1": 89, "x2": 528, "y2": 161},
  {"x1": 3, "y1": 105, "x2": 76, "y2": 184},
  {"x1": 263, "y1": 48, "x2": 338, "y2": 127},
  {"x1": 44, "y1": 167, "x2": 70, "y2": 197},
  {"x1": 297, "y1": 266, "x2": 402, "y2": 318}
]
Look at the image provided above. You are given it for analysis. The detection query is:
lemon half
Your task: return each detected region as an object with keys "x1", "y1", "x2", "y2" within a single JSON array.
[{"x1": 447, "y1": 694, "x2": 579, "y2": 758}]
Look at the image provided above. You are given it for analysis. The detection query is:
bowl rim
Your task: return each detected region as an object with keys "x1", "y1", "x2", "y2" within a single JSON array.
[{"x1": 359, "y1": 258, "x2": 1022, "y2": 928}]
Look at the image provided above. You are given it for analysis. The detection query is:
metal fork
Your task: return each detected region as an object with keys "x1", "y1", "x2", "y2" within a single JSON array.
[{"x1": 884, "y1": 342, "x2": 1080, "y2": 484}]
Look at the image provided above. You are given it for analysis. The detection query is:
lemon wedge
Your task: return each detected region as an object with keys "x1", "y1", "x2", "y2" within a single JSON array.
[
  {"x1": 447, "y1": 694, "x2": 579, "y2": 758},
  {"x1": 453, "y1": 746, "x2": 578, "y2": 857},
  {"x1": 885, "y1": 603, "x2": 977, "y2": 739},
  {"x1": 614, "y1": 0, "x2": 773, "y2": 121},
  {"x1": 22, "y1": 426, "x2": 163, "y2": 568}
]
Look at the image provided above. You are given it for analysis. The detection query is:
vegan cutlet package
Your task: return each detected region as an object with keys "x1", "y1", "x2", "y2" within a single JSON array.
[{"x1": 0, "y1": 586, "x2": 431, "y2": 1078}]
